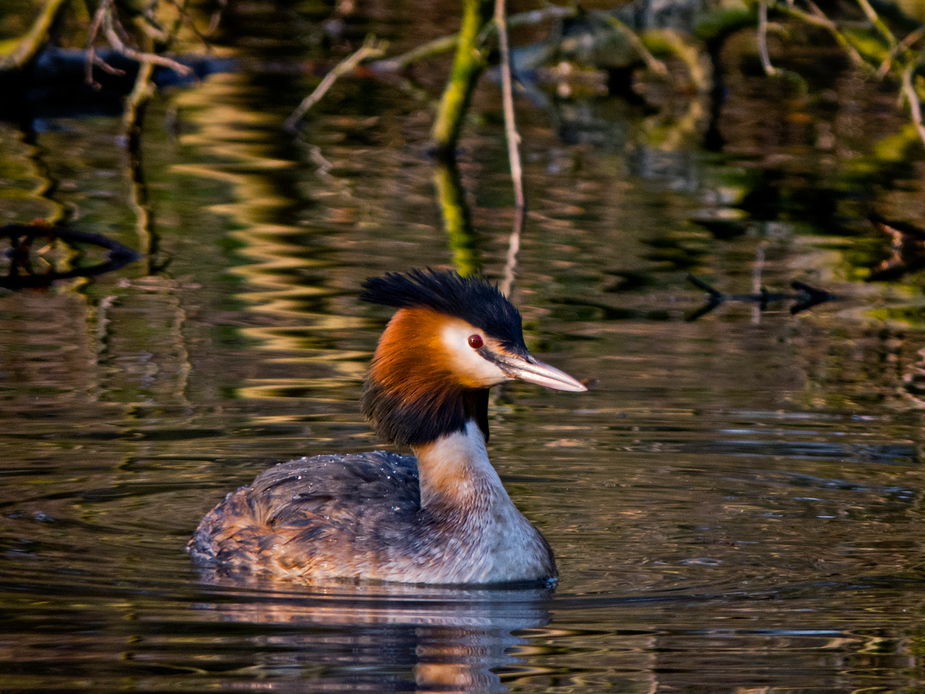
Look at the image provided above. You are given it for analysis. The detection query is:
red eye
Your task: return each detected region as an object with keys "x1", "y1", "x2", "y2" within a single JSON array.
[{"x1": 468, "y1": 334, "x2": 483, "y2": 349}]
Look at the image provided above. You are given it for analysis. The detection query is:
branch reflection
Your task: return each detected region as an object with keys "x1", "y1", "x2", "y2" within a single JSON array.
[
  {"x1": 0, "y1": 222, "x2": 139, "y2": 290},
  {"x1": 433, "y1": 157, "x2": 481, "y2": 277}
]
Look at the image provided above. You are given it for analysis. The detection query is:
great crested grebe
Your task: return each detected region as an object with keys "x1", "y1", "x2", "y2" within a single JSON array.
[{"x1": 188, "y1": 269, "x2": 586, "y2": 585}]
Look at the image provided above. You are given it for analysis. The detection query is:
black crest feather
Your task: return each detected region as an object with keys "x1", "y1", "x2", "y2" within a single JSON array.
[{"x1": 359, "y1": 269, "x2": 526, "y2": 352}]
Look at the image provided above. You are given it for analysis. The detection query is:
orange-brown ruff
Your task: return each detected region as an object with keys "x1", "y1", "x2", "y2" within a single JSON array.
[{"x1": 188, "y1": 270, "x2": 586, "y2": 584}]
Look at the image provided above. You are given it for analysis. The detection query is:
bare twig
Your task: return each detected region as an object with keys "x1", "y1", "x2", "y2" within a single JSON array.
[
  {"x1": 162, "y1": 0, "x2": 206, "y2": 43},
  {"x1": 85, "y1": 0, "x2": 115, "y2": 86},
  {"x1": 854, "y1": 0, "x2": 897, "y2": 47},
  {"x1": 805, "y1": 0, "x2": 870, "y2": 71},
  {"x1": 206, "y1": 0, "x2": 229, "y2": 36},
  {"x1": 507, "y1": 5, "x2": 575, "y2": 28},
  {"x1": 90, "y1": 53, "x2": 126, "y2": 76},
  {"x1": 102, "y1": 13, "x2": 193, "y2": 75},
  {"x1": 777, "y1": 1, "x2": 870, "y2": 72},
  {"x1": 85, "y1": 0, "x2": 192, "y2": 86},
  {"x1": 495, "y1": 0, "x2": 525, "y2": 297},
  {"x1": 106, "y1": 7, "x2": 132, "y2": 48},
  {"x1": 375, "y1": 4, "x2": 576, "y2": 72},
  {"x1": 135, "y1": 9, "x2": 172, "y2": 43},
  {"x1": 758, "y1": 0, "x2": 776, "y2": 76},
  {"x1": 900, "y1": 64, "x2": 925, "y2": 146},
  {"x1": 375, "y1": 34, "x2": 460, "y2": 72},
  {"x1": 286, "y1": 35, "x2": 386, "y2": 130},
  {"x1": 878, "y1": 24, "x2": 925, "y2": 77},
  {"x1": 495, "y1": 0, "x2": 524, "y2": 213}
]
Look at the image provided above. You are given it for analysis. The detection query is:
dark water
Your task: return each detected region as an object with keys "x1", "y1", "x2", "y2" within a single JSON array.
[{"x1": 3, "y1": 1, "x2": 925, "y2": 692}]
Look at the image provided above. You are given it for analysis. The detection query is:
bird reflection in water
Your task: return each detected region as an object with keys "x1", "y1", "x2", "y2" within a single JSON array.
[{"x1": 191, "y1": 572, "x2": 554, "y2": 693}]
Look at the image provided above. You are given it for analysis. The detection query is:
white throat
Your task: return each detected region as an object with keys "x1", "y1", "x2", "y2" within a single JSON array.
[
  {"x1": 413, "y1": 419, "x2": 505, "y2": 508},
  {"x1": 409, "y1": 418, "x2": 555, "y2": 583}
]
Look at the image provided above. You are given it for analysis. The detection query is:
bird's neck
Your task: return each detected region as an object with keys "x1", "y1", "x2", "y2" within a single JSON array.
[
  {"x1": 410, "y1": 418, "x2": 557, "y2": 584},
  {"x1": 362, "y1": 377, "x2": 490, "y2": 447},
  {"x1": 412, "y1": 419, "x2": 506, "y2": 510}
]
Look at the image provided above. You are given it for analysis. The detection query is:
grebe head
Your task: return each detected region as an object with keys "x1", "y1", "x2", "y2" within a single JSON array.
[{"x1": 359, "y1": 269, "x2": 586, "y2": 446}]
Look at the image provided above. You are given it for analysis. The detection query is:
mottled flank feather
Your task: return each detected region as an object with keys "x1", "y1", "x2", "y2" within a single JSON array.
[{"x1": 189, "y1": 452, "x2": 422, "y2": 578}]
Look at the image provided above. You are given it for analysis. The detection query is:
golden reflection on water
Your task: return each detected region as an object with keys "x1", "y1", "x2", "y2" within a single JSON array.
[
  {"x1": 0, "y1": 124, "x2": 65, "y2": 225},
  {"x1": 170, "y1": 74, "x2": 371, "y2": 397},
  {"x1": 4, "y1": 12, "x2": 925, "y2": 691}
]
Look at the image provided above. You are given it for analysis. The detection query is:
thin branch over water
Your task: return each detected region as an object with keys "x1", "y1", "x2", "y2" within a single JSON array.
[
  {"x1": 286, "y1": 35, "x2": 387, "y2": 130},
  {"x1": 495, "y1": 0, "x2": 524, "y2": 297}
]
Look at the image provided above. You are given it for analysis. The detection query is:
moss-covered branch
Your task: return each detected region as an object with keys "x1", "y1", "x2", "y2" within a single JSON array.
[
  {"x1": 0, "y1": 0, "x2": 71, "y2": 71},
  {"x1": 430, "y1": 0, "x2": 494, "y2": 157}
]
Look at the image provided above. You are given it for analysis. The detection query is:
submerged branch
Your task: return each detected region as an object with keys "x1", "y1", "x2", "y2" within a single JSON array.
[
  {"x1": 686, "y1": 274, "x2": 833, "y2": 320},
  {"x1": 500, "y1": 211, "x2": 523, "y2": 298},
  {"x1": 0, "y1": 222, "x2": 139, "y2": 291}
]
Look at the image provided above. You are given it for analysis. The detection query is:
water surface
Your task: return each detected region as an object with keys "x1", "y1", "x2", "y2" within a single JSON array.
[{"x1": 2, "y1": 1, "x2": 925, "y2": 691}]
